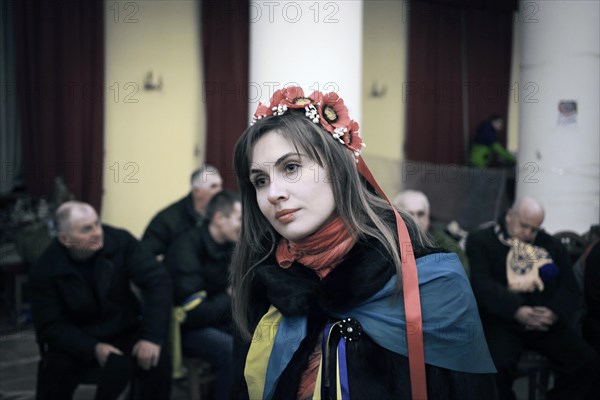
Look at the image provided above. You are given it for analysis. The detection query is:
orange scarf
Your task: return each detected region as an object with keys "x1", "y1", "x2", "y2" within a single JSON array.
[{"x1": 275, "y1": 217, "x2": 356, "y2": 279}]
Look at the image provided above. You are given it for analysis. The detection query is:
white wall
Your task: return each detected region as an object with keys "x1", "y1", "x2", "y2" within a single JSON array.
[
  {"x1": 249, "y1": 1, "x2": 363, "y2": 123},
  {"x1": 517, "y1": 0, "x2": 600, "y2": 233}
]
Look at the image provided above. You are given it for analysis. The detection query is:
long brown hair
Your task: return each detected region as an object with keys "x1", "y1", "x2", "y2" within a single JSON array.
[{"x1": 231, "y1": 111, "x2": 430, "y2": 340}]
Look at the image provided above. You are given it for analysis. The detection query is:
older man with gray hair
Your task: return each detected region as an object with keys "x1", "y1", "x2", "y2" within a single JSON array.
[
  {"x1": 30, "y1": 201, "x2": 172, "y2": 400},
  {"x1": 467, "y1": 196, "x2": 599, "y2": 399},
  {"x1": 393, "y1": 189, "x2": 470, "y2": 276}
]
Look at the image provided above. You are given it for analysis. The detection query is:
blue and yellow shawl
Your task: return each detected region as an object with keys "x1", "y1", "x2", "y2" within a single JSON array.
[{"x1": 244, "y1": 253, "x2": 496, "y2": 399}]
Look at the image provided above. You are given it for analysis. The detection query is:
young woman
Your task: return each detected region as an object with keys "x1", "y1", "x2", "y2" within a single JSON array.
[{"x1": 230, "y1": 86, "x2": 496, "y2": 399}]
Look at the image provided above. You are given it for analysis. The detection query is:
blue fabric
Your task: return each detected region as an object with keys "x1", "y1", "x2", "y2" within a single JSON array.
[
  {"x1": 540, "y1": 263, "x2": 559, "y2": 283},
  {"x1": 262, "y1": 253, "x2": 496, "y2": 397},
  {"x1": 331, "y1": 253, "x2": 496, "y2": 373},
  {"x1": 264, "y1": 314, "x2": 306, "y2": 399},
  {"x1": 338, "y1": 338, "x2": 350, "y2": 400},
  {"x1": 474, "y1": 121, "x2": 497, "y2": 146}
]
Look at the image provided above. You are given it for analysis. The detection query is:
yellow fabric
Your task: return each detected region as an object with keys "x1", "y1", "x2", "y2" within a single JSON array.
[
  {"x1": 170, "y1": 309, "x2": 186, "y2": 379},
  {"x1": 313, "y1": 353, "x2": 324, "y2": 400},
  {"x1": 335, "y1": 346, "x2": 342, "y2": 399},
  {"x1": 170, "y1": 290, "x2": 208, "y2": 379},
  {"x1": 245, "y1": 305, "x2": 282, "y2": 400},
  {"x1": 506, "y1": 240, "x2": 553, "y2": 292}
]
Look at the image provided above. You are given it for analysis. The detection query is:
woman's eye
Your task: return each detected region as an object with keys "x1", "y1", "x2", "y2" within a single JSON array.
[
  {"x1": 252, "y1": 176, "x2": 268, "y2": 188},
  {"x1": 285, "y1": 163, "x2": 300, "y2": 174}
]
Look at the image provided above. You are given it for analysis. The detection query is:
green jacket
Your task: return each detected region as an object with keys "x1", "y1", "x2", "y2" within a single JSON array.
[{"x1": 429, "y1": 224, "x2": 470, "y2": 277}]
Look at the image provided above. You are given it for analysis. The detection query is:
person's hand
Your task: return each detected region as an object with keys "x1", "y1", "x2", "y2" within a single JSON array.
[
  {"x1": 132, "y1": 340, "x2": 161, "y2": 370},
  {"x1": 515, "y1": 306, "x2": 536, "y2": 327},
  {"x1": 508, "y1": 274, "x2": 544, "y2": 293},
  {"x1": 514, "y1": 306, "x2": 556, "y2": 331},
  {"x1": 95, "y1": 343, "x2": 123, "y2": 366},
  {"x1": 532, "y1": 306, "x2": 557, "y2": 329}
]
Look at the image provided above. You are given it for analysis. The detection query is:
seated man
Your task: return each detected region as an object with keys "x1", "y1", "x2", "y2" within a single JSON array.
[
  {"x1": 164, "y1": 191, "x2": 241, "y2": 400},
  {"x1": 30, "y1": 201, "x2": 172, "y2": 400},
  {"x1": 581, "y1": 238, "x2": 600, "y2": 355},
  {"x1": 394, "y1": 189, "x2": 470, "y2": 276},
  {"x1": 142, "y1": 164, "x2": 223, "y2": 258},
  {"x1": 466, "y1": 196, "x2": 599, "y2": 399}
]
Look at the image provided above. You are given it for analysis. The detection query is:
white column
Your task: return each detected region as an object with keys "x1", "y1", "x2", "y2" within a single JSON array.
[
  {"x1": 249, "y1": 1, "x2": 363, "y2": 124},
  {"x1": 517, "y1": 0, "x2": 599, "y2": 233}
]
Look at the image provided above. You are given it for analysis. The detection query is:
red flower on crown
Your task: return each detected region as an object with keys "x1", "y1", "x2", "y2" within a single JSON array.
[
  {"x1": 346, "y1": 120, "x2": 363, "y2": 154},
  {"x1": 281, "y1": 86, "x2": 314, "y2": 109},
  {"x1": 307, "y1": 90, "x2": 323, "y2": 104},
  {"x1": 252, "y1": 86, "x2": 365, "y2": 160},
  {"x1": 318, "y1": 92, "x2": 351, "y2": 134},
  {"x1": 269, "y1": 89, "x2": 286, "y2": 110},
  {"x1": 253, "y1": 102, "x2": 273, "y2": 121}
]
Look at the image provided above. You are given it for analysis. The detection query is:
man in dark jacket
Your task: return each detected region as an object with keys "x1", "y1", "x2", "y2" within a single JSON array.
[
  {"x1": 466, "y1": 196, "x2": 599, "y2": 399},
  {"x1": 30, "y1": 201, "x2": 172, "y2": 400},
  {"x1": 164, "y1": 191, "x2": 241, "y2": 400},
  {"x1": 141, "y1": 165, "x2": 223, "y2": 259},
  {"x1": 582, "y1": 239, "x2": 600, "y2": 355}
]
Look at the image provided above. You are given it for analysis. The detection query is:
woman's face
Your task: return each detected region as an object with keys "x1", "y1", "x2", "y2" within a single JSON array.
[{"x1": 249, "y1": 130, "x2": 337, "y2": 242}]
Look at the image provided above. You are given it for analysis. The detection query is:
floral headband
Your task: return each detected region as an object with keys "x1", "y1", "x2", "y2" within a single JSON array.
[{"x1": 251, "y1": 86, "x2": 366, "y2": 160}]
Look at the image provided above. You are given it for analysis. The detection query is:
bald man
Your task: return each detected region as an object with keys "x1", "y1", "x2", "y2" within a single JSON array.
[
  {"x1": 394, "y1": 190, "x2": 470, "y2": 276},
  {"x1": 142, "y1": 165, "x2": 223, "y2": 258},
  {"x1": 29, "y1": 201, "x2": 172, "y2": 400},
  {"x1": 466, "y1": 197, "x2": 598, "y2": 399}
]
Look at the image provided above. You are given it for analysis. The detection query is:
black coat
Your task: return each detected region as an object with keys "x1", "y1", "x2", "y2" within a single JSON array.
[
  {"x1": 231, "y1": 235, "x2": 497, "y2": 399},
  {"x1": 29, "y1": 225, "x2": 172, "y2": 363},
  {"x1": 583, "y1": 241, "x2": 600, "y2": 354},
  {"x1": 466, "y1": 221, "x2": 578, "y2": 324},
  {"x1": 141, "y1": 193, "x2": 203, "y2": 256},
  {"x1": 164, "y1": 224, "x2": 233, "y2": 328}
]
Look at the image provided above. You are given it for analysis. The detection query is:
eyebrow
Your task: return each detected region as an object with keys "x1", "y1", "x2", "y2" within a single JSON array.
[
  {"x1": 249, "y1": 152, "x2": 303, "y2": 175},
  {"x1": 80, "y1": 219, "x2": 99, "y2": 231},
  {"x1": 520, "y1": 221, "x2": 541, "y2": 231}
]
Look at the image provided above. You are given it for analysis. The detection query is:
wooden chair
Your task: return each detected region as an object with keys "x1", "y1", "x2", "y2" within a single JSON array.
[
  {"x1": 182, "y1": 357, "x2": 216, "y2": 400},
  {"x1": 0, "y1": 260, "x2": 30, "y2": 328},
  {"x1": 517, "y1": 350, "x2": 552, "y2": 400}
]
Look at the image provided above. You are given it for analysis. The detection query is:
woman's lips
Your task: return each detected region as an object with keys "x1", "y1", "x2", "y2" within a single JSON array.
[{"x1": 275, "y1": 208, "x2": 299, "y2": 223}]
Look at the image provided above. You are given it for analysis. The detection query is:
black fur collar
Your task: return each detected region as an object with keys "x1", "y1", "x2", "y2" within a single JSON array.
[{"x1": 255, "y1": 236, "x2": 395, "y2": 316}]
